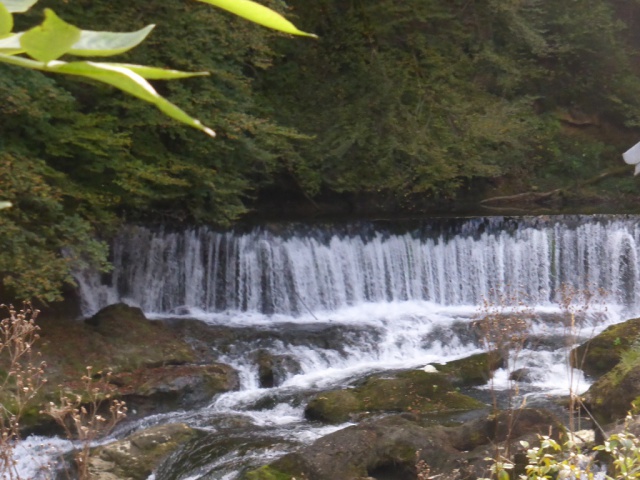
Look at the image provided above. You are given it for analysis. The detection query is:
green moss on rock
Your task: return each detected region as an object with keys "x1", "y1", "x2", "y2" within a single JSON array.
[
  {"x1": 572, "y1": 317, "x2": 640, "y2": 377},
  {"x1": 305, "y1": 389, "x2": 361, "y2": 423},
  {"x1": 89, "y1": 423, "x2": 199, "y2": 479},
  {"x1": 304, "y1": 370, "x2": 485, "y2": 423},
  {"x1": 584, "y1": 346, "x2": 640, "y2": 423},
  {"x1": 244, "y1": 465, "x2": 297, "y2": 480},
  {"x1": 433, "y1": 351, "x2": 504, "y2": 386}
]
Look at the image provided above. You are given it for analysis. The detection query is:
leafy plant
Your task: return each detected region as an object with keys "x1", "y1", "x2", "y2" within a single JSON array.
[
  {"x1": 482, "y1": 422, "x2": 640, "y2": 480},
  {"x1": 0, "y1": 0, "x2": 314, "y2": 136}
]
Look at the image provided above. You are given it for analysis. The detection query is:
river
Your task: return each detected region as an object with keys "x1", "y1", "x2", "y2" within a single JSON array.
[{"x1": 17, "y1": 215, "x2": 640, "y2": 478}]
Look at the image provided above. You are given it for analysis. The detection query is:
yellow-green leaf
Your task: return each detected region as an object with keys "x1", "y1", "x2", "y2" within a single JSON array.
[
  {"x1": 102, "y1": 63, "x2": 209, "y2": 80},
  {"x1": 0, "y1": 54, "x2": 215, "y2": 136},
  {"x1": 497, "y1": 470, "x2": 510, "y2": 480},
  {"x1": 0, "y1": 201, "x2": 12, "y2": 210},
  {"x1": 0, "y1": 0, "x2": 37, "y2": 13},
  {"x1": 196, "y1": 0, "x2": 317, "y2": 38},
  {"x1": 0, "y1": 3, "x2": 13, "y2": 36},
  {"x1": 20, "y1": 8, "x2": 80, "y2": 62},
  {"x1": 68, "y1": 24, "x2": 155, "y2": 57},
  {"x1": 53, "y1": 61, "x2": 215, "y2": 137}
]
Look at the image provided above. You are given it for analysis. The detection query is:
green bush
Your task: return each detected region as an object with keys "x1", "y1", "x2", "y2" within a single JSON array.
[{"x1": 482, "y1": 416, "x2": 640, "y2": 480}]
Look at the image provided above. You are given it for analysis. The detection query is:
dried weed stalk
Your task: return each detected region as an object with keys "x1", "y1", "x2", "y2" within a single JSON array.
[
  {"x1": 0, "y1": 303, "x2": 128, "y2": 480},
  {"x1": 557, "y1": 284, "x2": 607, "y2": 437},
  {"x1": 475, "y1": 289, "x2": 534, "y2": 410},
  {"x1": 474, "y1": 289, "x2": 536, "y2": 460},
  {"x1": 0, "y1": 304, "x2": 46, "y2": 480},
  {"x1": 45, "y1": 367, "x2": 127, "y2": 479}
]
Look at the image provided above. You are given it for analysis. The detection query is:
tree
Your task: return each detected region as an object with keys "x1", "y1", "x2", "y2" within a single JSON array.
[
  {"x1": 0, "y1": 0, "x2": 315, "y2": 302},
  {"x1": 260, "y1": 0, "x2": 640, "y2": 204}
]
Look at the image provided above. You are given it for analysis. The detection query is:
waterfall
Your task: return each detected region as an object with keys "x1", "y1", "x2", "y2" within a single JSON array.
[
  {"x1": 27, "y1": 215, "x2": 640, "y2": 479},
  {"x1": 76, "y1": 215, "x2": 640, "y2": 316}
]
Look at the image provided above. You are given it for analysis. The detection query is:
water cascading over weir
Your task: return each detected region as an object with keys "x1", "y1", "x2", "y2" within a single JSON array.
[{"x1": 77, "y1": 215, "x2": 640, "y2": 316}]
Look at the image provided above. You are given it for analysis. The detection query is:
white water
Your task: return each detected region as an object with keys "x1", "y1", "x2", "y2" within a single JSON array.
[
  {"x1": 19, "y1": 216, "x2": 640, "y2": 478},
  {"x1": 77, "y1": 216, "x2": 640, "y2": 316}
]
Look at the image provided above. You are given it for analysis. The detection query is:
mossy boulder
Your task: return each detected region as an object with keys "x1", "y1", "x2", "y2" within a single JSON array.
[
  {"x1": 246, "y1": 415, "x2": 459, "y2": 480},
  {"x1": 114, "y1": 363, "x2": 239, "y2": 417},
  {"x1": 83, "y1": 303, "x2": 196, "y2": 371},
  {"x1": 304, "y1": 370, "x2": 485, "y2": 423},
  {"x1": 246, "y1": 409, "x2": 564, "y2": 480},
  {"x1": 2, "y1": 304, "x2": 235, "y2": 431},
  {"x1": 34, "y1": 303, "x2": 196, "y2": 384},
  {"x1": 431, "y1": 351, "x2": 504, "y2": 386},
  {"x1": 571, "y1": 317, "x2": 640, "y2": 377},
  {"x1": 255, "y1": 350, "x2": 301, "y2": 388},
  {"x1": 89, "y1": 423, "x2": 199, "y2": 480},
  {"x1": 583, "y1": 347, "x2": 640, "y2": 423}
]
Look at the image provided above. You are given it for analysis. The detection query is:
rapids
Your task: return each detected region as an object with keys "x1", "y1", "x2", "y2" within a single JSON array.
[{"x1": 20, "y1": 215, "x2": 640, "y2": 478}]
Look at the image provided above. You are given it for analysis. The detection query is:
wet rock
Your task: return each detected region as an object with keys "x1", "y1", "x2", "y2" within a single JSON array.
[
  {"x1": 82, "y1": 303, "x2": 196, "y2": 370},
  {"x1": 115, "y1": 363, "x2": 239, "y2": 417},
  {"x1": 524, "y1": 333, "x2": 571, "y2": 351},
  {"x1": 170, "y1": 318, "x2": 381, "y2": 361},
  {"x1": 89, "y1": 423, "x2": 199, "y2": 480},
  {"x1": 304, "y1": 370, "x2": 486, "y2": 423},
  {"x1": 509, "y1": 368, "x2": 533, "y2": 383},
  {"x1": 432, "y1": 351, "x2": 504, "y2": 386},
  {"x1": 12, "y1": 303, "x2": 204, "y2": 432},
  {"x1": 153, "y1": 428, "x2": 299, "y2": 479},
  {"x1": 583, "y1": 349, "x2": 640, "y2": 423},
  {"x1": 255, "y1": 350, "x2": 301, "y2": 388},
  {"x1": 246, "y1": 408, "x2": 564, "y2": 480},
  {"x1": 422, "y1": 321, "x2": 480, "y2": 350},
  {"x1": 571, "y1": 317, "x2": 640, "y2": 377}
]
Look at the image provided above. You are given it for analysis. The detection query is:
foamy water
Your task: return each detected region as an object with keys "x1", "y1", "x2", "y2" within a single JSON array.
[{"x1": 20, "y1": 216, "x2": 640, "y2": 478}]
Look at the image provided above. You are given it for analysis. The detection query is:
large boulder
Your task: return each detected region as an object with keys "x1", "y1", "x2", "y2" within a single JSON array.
[
  {"x1": 431, "y1": 351, "x2": 504, "y2": 386},
  {"x1": 36, "y1": 303, "x2": 196, "y2": 384},
  {"x1": 245, "y1": 409, "x2": 564, "y2": 480},
  {"x1": 21, "y1": 304, "x2": 238, "y2": 430},
  {"x1": 83, "y1": 303, "x2": 196, "y2": 370},
  {"x1": 255, "y1": 350, "x2": 301, "y2": 388},
  {"x1": 571, "y1": 317, "x2": 640, "y2": 377},
  {"x1": 114, "y1": 363, "x2": 239, "y2": 417},
  {"x1": 582, "y1": 348, "x2": 640, "y2": 423},
  {"x1": 89, "y1": 423, "x2": 199, "y2": 480},
  {"x1": 304, "y1": 370, "x2": 486, "y2": 423}
]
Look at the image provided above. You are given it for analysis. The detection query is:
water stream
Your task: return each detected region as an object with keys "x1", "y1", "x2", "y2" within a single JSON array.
[{"x1": 18, "y1": 215, "x2": 640, "y2": 478}]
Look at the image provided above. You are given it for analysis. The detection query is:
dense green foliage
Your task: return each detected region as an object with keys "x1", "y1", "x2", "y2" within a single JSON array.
[
  {"x1": 263, "y1": 0, "x2": 640, "y2": 200},
  {"x1": 2, "y1": 0, "x2": 640, "y2": 301}
]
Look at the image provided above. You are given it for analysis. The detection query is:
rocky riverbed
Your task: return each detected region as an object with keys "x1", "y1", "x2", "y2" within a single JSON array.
[{"x1": 8, "y1": 302, "x2": 640, "y2": 479}]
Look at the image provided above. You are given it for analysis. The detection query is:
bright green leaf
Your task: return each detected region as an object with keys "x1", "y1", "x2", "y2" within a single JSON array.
[
  {"x1": 497, "y1": 469, "x2": 510, "y2": 480},
  {"x1": 0, "y1": 53, "x2": 216, "y2": 135},
  {"x1": 0, "y1": 0, "x2": 37, "y2": 13},
  {"x1": 68, "y1": 24, "x2": 155, "y2": 57},
  {"x1": 0, "y1": 201, "x2": 12, "y2": 210},
  {"x1": 102, "y1": 63, "x2": 209, "y2": 80},
  {"x1": 0, "y1": 3, "x2": 13, "y2": 36},
  {"x1": 20, "y1": 8, "x2": 80, "y2": 62},
  {"x1": 196, "y1": 0, "x2": 317, "y2": 38},
  {"x1": 53, "y1": 61, "x2": 215, "y2": 137}
]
